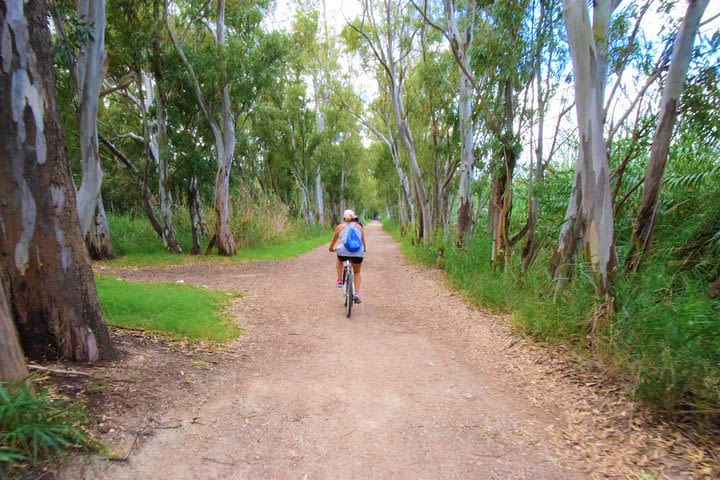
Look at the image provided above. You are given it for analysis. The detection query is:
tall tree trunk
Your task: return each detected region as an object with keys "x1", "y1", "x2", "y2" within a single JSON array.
[
  {"x1": 314, "y1": 164, "x2": 324, "y2": 225},
  {"x1": 491, "y1": 81, "x2": 516, "y2": 270},
  {"x1": 558, "y1": 0, "x2": 618, "y2": 293},
  {"x1": 0, "y1": 279, "x2": 29, "y2": 384},
  {"x1": 210, "y1": 0, "x2": 236, "y2": 255},
  {"x1": 550, "y1": 168, "x2": 583, "y2": 298},
  {"x1": 136, "y1": 70, "x2": 164, "y2": 238},
  {"x1": 456, "y1": 63, "x2": 474, "y2": 243},
  {"x1": 213, "y1": 157, "x2": 236, "y2": 255},
  {"x1": 383, "y1": 122, "x2": 412, "y2": 231},
  {"x1": 626, "y1": 0, "x2": 709, "y2": 272},
  {"x1": 356, "y1": 0, "x2": 426, "y2": 238},
  {"x1": 0, "y1": 0, "x2": 116, "y2": 361},
  {"x1": 86, "y1": 193, "x2": 114, "y2": 260},
  {"x1": 150, "y1": 0, "x2": 179, "y2": 253},
  {"x1": 522, "y1": 0, "x2": 548, "y2": 270},
  {"x1": 389, "y1": 80, "x2": 432, "y2": 242},
  {"x1": 75, "y1": 0, "x2": 106, "y2": 236},
  {"x1": 142, "y1": 72, "x2": 180, "y2": 252},
  {"x1": 443, "y1": 0, "x2": 476, "y2": 244},
  {"x1": 188, "y1": 176, "x2": 206, "y2": 255},
  {"x1": 431, "y1": 113, "x2": 441, "y2": 230}
]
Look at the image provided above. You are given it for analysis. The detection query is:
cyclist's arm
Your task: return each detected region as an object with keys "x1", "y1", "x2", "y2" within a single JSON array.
[
  {"x1": 361, "y1": 226, "x2": 367, "y2": 252},
  {"x1": 328, "y1": 224, "x2": 343, "y2": 252}
]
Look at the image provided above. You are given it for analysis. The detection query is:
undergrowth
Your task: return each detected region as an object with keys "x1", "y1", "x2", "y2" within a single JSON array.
[
  {"x1": 106, "y1": 205, "x2": 328, "y2": 267},
  {"x1": 0, "y1": 383, "x2": 92, "y2": 476},
  {"x1": 382, "y1": 218, "x2": 720, "y2": 419}
]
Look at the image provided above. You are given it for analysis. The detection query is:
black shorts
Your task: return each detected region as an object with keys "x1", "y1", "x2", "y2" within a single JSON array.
[{"x1": 337, "y1": 255, "x2": 363, "y2": 264}]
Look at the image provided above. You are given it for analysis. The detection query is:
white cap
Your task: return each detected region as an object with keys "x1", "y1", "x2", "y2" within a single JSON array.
[{"x1": 343, "y1": 209, "x2": 355, "y2": 220}]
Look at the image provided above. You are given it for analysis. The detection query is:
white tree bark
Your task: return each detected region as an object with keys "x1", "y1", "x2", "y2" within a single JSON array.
[
  {"x1": 556, "y1": 0, "x2": 619, "y2": 292},
  {"x1": 75, "y1": 0, "x2": 107, "y2": 236},
  {"x1": 388, "y1": 73, "x2": 432, "y2": 241},
  {"x1": 627, "y1": 0, "x2": 709, "y2": 271},
  {"x1": 141, "y1": 71, "x2": 180, "y2": 252},
  {"x1": 86, "y1": 193, "x2": 113, "y2": 259},
  {"x1": 313, "y1": 76, "x2": 326, "y2": 225},
  {"x1": 443, "y1": 0, "x2": 476, "y2": 243}
]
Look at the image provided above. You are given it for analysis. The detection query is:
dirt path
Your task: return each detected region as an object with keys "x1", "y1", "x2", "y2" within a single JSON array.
[{"x1": 63, "y1": 222, "x2": 710, "y2": 479}]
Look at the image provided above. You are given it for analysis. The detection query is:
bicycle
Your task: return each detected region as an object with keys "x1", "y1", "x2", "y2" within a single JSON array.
[{"x1": 342, "y1": 259, "x2": 354, "y2": 318}]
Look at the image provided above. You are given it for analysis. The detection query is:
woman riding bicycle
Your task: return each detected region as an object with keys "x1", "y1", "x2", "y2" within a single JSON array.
[{"x1": 329, "y1": 209, "x2": 366, "y2": 303}]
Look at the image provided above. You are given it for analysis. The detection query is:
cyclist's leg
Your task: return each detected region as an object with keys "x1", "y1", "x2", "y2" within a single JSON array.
[
  {"x1": 335, "y1": 256, "x2": 343, "y2": 285},
  {"x1": 351, "y1": 261, "x2": 362, "y2": 295}
]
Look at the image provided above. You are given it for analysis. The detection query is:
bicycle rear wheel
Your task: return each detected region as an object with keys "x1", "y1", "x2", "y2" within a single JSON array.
[{"x1": 344, "y1": 264, "x2": 353, "y2": 318}]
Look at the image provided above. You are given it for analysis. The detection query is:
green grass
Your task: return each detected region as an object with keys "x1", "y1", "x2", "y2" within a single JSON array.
[
  {"x1": 232, "y1": 235, "x2": 328, "y2": 261},
  {"x1": 95, "y1": 277, "x2": 241, "y2": 342},
  {"x1": 105, "y1": 214, "x2": 329, "y2": 267},
  {"x1": 0, "y1": 383, "x2": 92, "y2": 476}
]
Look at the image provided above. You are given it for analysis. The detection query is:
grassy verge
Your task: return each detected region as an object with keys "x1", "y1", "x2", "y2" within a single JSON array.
[
  {"x1": 95, "y1": 277, "x2": 241, "y2": 342},
  {"x1": 382, "y1": 219, "x2": 720, "y2": 416},
  {"x1": 232, "y1": 235, "x2": 328, "y2": 262},
  {"x1": 105, "y1": 214, "x2": 329, "y2": 267}
]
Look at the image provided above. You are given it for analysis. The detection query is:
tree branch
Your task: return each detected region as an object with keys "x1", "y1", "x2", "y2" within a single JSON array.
[{"x1": 98, "y1": 134, "x2": 138, "y2": 173}]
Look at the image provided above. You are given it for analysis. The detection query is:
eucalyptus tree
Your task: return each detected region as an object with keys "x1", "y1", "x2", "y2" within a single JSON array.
[
  {"x1": 290, "y1": 5, "x2": 333, "y2": 224},
  {"x1": 1, "y1": 0, "x2": 116, "y2": 361},
  {"x1": 97, "y1": 0, "x2": 183, "y2": 251},
  {"x1": 351, "y1": 0, "x2": 433, "y2": 242},
  {"x1": 281, "y1": 81, "x2": 323, "y2": 223},
  {"x1": 166, "y1": 0, "x2": 238, "y2": 255},
  {"x1": 148, "y1": 0, "x2": 181, "y2": 252},
  {"x1": 74, "y1": 0, "x2": 108, "y2": 250},
  {"x1": 471, "y1": 0, "x2": 531, "y2": 269},
  {"x1": 412, "y1": 0, "x2": 477, "y2": 243},
  {"x1": 407, "y1": 30, "x2": 459, "y2": 235},
  {"x1": 165, "y1": 0, "x2": 285, "y2": 254},
  {"x1": 51, "y1": 0, "x2": 113, "y2": 258},
  {"x1": 626, "y1": 0, "x2": 710, "y2": 271},
  {"x1": 552, "y1": 0, "x2": 620, "y2": 294}
]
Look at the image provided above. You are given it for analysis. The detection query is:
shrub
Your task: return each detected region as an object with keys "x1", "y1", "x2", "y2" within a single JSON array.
[{"x1": 0, "y1": 383, "x2": 91, "y2": 476}]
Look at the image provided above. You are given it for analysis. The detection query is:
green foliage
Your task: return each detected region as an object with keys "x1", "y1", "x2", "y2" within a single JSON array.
[
  {"x1": 611, "y1": 267, "x2": 720, "y2": 412},
  {"x1": 107, "y1": 214, "x2": 191, "y2": 266},
  {"x1": 0, "y1": 384, "x2": 91, "y2": 475},
  {"x1": 95, "y1": 277, "x2": 240, "y2": 341},
  {"x1": 106, "y1": 206, "x2": 329, "y2": 267},
  {"x1": 382, "y1": 218, "x2": 596, "y2": 340}
]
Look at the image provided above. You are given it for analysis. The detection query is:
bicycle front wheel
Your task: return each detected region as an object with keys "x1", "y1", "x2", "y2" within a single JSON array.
[{"x1": 344, "y1": 268, "x2": 353, "y2": 318}]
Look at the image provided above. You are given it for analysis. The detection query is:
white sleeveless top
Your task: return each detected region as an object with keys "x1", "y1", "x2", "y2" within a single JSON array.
[{"x1": 336, "y1": 222, "x2": 364, "y2": 257}]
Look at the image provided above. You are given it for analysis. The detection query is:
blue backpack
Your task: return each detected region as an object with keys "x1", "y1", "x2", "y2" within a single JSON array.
[{"x1": 344, "y1": 224, "x2": 363, "y2": 252}]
